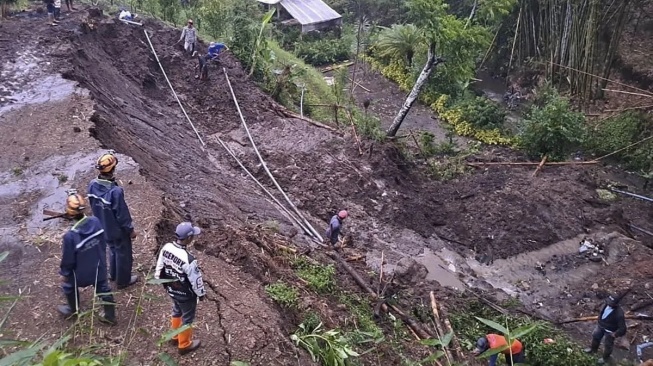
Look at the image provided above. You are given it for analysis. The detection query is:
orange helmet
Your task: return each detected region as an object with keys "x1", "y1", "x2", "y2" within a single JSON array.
[
  {"x1": 65, "y1": 191, "x2": 87, "y2": 217},
  {"x1": 96, "y1": 151, "x2": 118, "y2": 173},
  {"x1": 338, "y1": 210, "x2": 348, "y2": 219}
]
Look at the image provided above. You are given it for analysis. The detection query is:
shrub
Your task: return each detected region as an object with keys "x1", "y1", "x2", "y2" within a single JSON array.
[
  {"x1": 292, "y1": 258, "x2": 336, "y2": 293},
  {"x1": 454, "y1": 94, "x2": 506, "y2": 130},
  {"x1": 294, "y1": 38, "x2": 351, "y2": 66},
  {"x1": 518, "y1": 89, "x2": 586, "y2": 160},
  {"x1": 585, "y1": 112, "x2": 653, "y2": 173},
  {"x1": 265, "y1": 281, "x2": 299, "y2": 308}
]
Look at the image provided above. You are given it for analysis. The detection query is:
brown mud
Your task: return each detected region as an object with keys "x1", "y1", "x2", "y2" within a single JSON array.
[{"x1": 1, "y1": 5, "x2": 653, "y2": 366}]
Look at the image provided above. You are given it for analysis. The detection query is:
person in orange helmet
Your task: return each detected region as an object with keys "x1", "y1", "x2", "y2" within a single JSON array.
[
  {"x1": 87, "y1": 150, "x2": 139, "y2": 290},
  {"x1": 325, "y1": 210, "x2": 348, "y2": 247},
  {"x1": 472, "y1": 333, "x2": 526, "y2": 365}
]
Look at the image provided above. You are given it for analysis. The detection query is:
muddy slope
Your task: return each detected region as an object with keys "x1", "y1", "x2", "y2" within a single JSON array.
[{"x1": 64, "y1": 14, "x2": 653, "y2": 262}]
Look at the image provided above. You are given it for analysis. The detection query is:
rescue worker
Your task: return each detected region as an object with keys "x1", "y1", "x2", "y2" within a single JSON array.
[
  {"x1": 57, "y1": 190, "x2": 116, "y2": 325},
  {"x1": 472, "y1": 333, "x2": 525, "y2": 365},
  {"x1": 178, "y1": 19, "x2": 197, "y2": 57},
  {"x1": 584, "y1": 294, "x2": 627, "y2": 364},
  {"x1": 196, "y1": 42, "x2": 228, "y2": 80},
  {"x1": 87, "y1": 151, "x2": 139, "y2": 289},
  {"x1": 325, "y1": 210, "x2": 348, "y2": 247},
  {"x1": 155, "y1": 222, "x2": 206, "y2": 355}
]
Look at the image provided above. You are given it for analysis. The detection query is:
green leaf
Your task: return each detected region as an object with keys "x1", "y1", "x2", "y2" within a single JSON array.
[
  {"x1": 475, "y1": 317, "x2": 509, "y2": 334},
  {"x1": 510, "y1": 323, "x2": 539, "y2": 339},
  {"x1": 146, "y1": 278, "x2": 178, "y2": 285},
  {"x1": 158, "y1": 353, "x2": 178, "y2": 366},
  {"x1": 441, "y1": 331, "x2": 454, "y2": 346},
  {"x1": 478, "y1": 344, "x2": 510, "y2": 359},
  {"x1": 420, "y1": 338, "x2": 443, "y2": 347},
  {"x1": 157, "y1": 324, "x2": 191, "y2": 346},
  {"x1": 420, "y1": 351, "x2": 445, "y2": 364}
]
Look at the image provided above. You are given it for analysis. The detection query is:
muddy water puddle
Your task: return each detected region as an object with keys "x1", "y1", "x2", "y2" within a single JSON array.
[
  {"x1": 0, "y1": 152, "x2": 139, "y2": 237},
  {"x1": 0, "y1": 75, "x2": 81, "y2": 116}
]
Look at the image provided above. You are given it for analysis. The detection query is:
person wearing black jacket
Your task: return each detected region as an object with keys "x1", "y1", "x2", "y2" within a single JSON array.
[
  {"x1": 57, "y1": 191, "x2": 116, "y2": 325},
  {"x1": 585, "y1": 294, "x2": 627, "y2": 364}
]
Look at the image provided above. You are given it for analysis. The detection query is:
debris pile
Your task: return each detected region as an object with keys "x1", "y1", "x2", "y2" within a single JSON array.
[{"x1": 578, "y1": 237, "x2": 606, "y2": 262}]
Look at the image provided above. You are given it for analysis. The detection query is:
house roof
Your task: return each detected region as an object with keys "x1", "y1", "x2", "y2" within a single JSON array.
[{"x1": 280, "y1": 0, "x2": 341, "y2": 26}]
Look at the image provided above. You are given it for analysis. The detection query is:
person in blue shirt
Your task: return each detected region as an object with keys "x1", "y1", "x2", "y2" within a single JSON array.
[
  {"x1": 57, "y1": 191, "x2": 116, "y2": 325},
  {"x1": 325, "y1": 210, "x2": 348, "y2": 247},
  {"x1": 87, "y1": 151, "x2": 139, "y2": 289},
  {"x1": 196, "y1": 42, "x2": 228, "y2": 81}
]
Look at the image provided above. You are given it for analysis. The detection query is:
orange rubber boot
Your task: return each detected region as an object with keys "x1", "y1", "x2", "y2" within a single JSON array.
[
  {"x1": 170, "y1": 317, "x2": 182, "y2": 346},
  {"x1": 178, "y1": 328, "x2": 201, "y2": 355}
]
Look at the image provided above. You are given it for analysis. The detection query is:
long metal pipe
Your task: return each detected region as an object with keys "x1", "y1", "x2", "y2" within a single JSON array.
[
  {"x1": 610, "y1": 188, "x2": 653, "y2": 203},
  {"x1": 223, "y1": 67, "x2": 324, "y2": 242},
  {"x1": 144, "y1": 30, "x2": 206, "y2": 147}
]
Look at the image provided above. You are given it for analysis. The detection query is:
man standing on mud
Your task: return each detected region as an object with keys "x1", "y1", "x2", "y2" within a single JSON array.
[
  {"x1": 57, "y1": 190, "x2": 116, "y2": 325},
  {"x1": 585, "y1": 294, "x2": 627, "y2": 364},
  {"x1": 155, "y1": 222, "x2": 205, "y2": 355},
  {"x1": 87, "y1": 151, "x2": 139, "y2": 289},
  {"x1": 325, "y1": 210, "x2": 348, "y2": 247},
  {"x1": 178, "y1": 19, "x2": 197, "y2": 57}
]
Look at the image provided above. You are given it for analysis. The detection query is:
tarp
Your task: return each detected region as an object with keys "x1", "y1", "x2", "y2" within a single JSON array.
[{"x1": 279, "y1": 0, "x2": 341, "y2": 26}]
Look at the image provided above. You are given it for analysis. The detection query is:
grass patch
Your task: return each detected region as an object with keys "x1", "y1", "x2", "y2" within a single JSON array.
[
  {"x1": 292, "y1": 257, "x2": 336, "y2": 294},
  {"x1": 265, "y1": 281, "x2": 299, "y2": 308},
  {"x1": 12, "y1": 167, "x2": 23, "y2": 176},
  {"x1": 338, "y1": 292, "x2": 383, "y2": 338},
  {"x1": 450, "y1": 300, "x2": 595, "y2": 366},
  {"x1": 58, "y1": 174, "x2": 68, "y2": 183}
]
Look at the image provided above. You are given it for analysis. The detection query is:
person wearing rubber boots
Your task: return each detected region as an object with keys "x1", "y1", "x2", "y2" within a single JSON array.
[
  {"x1": 472, "y1": 333, "x2": 525, "y2": 365},
  {"x1": 325, "y1": 210, "x2": 348, "y2": 248},
  {"x1": 57, "y1": 190, "x2": 116, "y2": 325},
  {"x1": 87, "y1": 151, "x2": 139, "y2": 289},
  {"x1": 585, "y1": 294, "x2": 627, "y2": 364},
  {"x1": 155, "y1": 222, "x2": 206, "y2": 355}
]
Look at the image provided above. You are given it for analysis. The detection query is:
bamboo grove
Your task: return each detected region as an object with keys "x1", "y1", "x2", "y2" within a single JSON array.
[{"x1": 511, "y1": 0, "x2": 633, "y2": 101}]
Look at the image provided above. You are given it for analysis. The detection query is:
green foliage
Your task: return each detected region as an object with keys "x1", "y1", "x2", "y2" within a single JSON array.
[
  {"x1": 585, "y1": 112, "x2": 653, "y2": 173},
  {"x1": 374, "y1": 24, "x2": 424, "y2": 66},
  {"x1": 295, "y1": 38, "x2": 351, "y2": 66},
  {"x1": 292, "y1": 258, "x2": 336, "y2": 294},
  {"x1": 265, "y1": 282, "x2": 299, "y2": 308},
  {"x1": 419, "y1": 331, "x2": 453, "y2": 364},
  {"x1": 158, "y1": 0, "x2": 180, "y2": 24},
  {"x1": 454, "y1": 94, "x2": 506, "y2": 130},
  {"x1": 450, "y1": 301, "x2": 595, "y2": 366},
  {"x1": 11, "y1": 167, "x2": 22, "y2": 176},
  {"x1": 338, "y1": 293, "x2": 382, "y2": 338},
  {"x1": 518, "y1": 88, "x2": 586, "y2": 161},
  {"x1": 290, "y1": 322, "x2": 360, "y2": 366},
  {"x1": 419, "y1": 132, "x2": 457, "y2": 157}
]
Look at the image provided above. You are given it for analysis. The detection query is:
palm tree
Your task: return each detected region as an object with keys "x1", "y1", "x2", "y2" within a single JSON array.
[{"x1": 374, "y1": 24, "x2": 423, "y2": 67}]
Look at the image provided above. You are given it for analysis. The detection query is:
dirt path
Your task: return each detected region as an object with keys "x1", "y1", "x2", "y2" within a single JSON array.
[{"x1": 2, "y1": 5, "x2": 653, "y2": 366}]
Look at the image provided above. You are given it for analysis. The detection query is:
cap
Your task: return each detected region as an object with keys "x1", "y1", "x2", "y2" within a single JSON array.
[
  {"x1": 175, "y1": 222, "x2": 201, "y2": 240},
  {"x1": 188, "y1": 19, "x2": 193, "y2": 24},
  {"x1": 338, "y1": 210, "x2": 348, "y2": 219}
]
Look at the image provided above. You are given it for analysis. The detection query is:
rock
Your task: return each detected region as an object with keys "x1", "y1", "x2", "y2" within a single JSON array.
[
  {"x1": 72, "y1": 126, "x2": 81, "y2": 133},
  {"x1": 591, "y1": 283, "x2": 599, "y2": 290},
  {"x1": 393, "y1": 257, "x2": 428, "y2": 286}
]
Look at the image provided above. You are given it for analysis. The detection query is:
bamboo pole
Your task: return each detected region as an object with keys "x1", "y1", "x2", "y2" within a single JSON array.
[
  {"x1": 430, "y1": 292, "x2": 453, "y2": 364},
  {"x1": 508, "y1": 6, "x2": 522, "y2": 72},
  {"x1": 467, "y1": 161, "x2": 597, "y2": 167},
  {"x1": 532, "y1": 155, "x2": 547, "y2": 177}
]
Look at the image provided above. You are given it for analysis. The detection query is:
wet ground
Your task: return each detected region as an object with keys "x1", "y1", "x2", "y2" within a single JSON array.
[{"x1": 1, "y1": 5, "x2": 653, "y2": 366}]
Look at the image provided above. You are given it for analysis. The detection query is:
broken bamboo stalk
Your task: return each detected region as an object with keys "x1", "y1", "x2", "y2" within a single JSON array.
[
  {"x1": 346, "y1": 109, "x2": 363, "y2": 155},
  {"x1": 560, "y1": 314, "x2": 653, "y2": 324},
  {"x1": 43, "y1": 209, "x2": 64, "y2": 217},
  {"x1": 320, "y1": 61, "x2": 354, "y2": 73},
  {"x1": 467, "y1": 161, "x2": 598, "y2": 167},
  {"x1": 591, "y1": 135, "x2": 653, "y2": 162},
  {"x1": 377, "y1": 251, "x2": 384, "y2": 296},
  {"x1": 430, "y1": 291, "x2": 454, "y2": 364},
  {"x1": 345, "y1": 254, "x2": 365, "y2": 262},
  {"x1": 327, "y1": 252, "x2": 433, "y2": 339},
  {"x1": 274, "y1": 243, "x2": 297, "y2": 253},
  {"x1": 532, "y1": 155, "x2": 547, "y2": 177},
  {"x1": 631, "y1": 300, "x2": 653, "y2": 312},
  {"x1": 440, "y1": 305, "x2": 464, "y2": 361},
  {"x1": 348, "y1": 77, "x2": 371, "y2": 92}
]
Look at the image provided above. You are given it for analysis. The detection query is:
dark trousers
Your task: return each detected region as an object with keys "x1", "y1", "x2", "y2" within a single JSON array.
[
  {"x1": 591, "y1": 326, "x2": 615, "y2": 358},
  {"x1": 172, "y1": 298, "x2": 197, "y2": 325},
  {"x1": 54, "y1": 7, "x2": 60, "y2": 19},
  {"x1": 62, "y1": 277, "x2": 114, "y2": 307},
  {"x1": 107, "y1": 235, "x2": 133, "y2": 286}
]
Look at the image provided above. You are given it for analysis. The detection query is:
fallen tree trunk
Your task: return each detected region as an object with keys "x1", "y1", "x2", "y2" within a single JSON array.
[
  {"x1": 327, "y1": 252, "x2": 433, "y2": 339},
  {"x1": 468, "y1": 161, "x2": 598, "y2": 167}
]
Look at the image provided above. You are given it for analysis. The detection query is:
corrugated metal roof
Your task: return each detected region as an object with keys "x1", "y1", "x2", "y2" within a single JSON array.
[{"x1": 280, "y1": 0, "x2": 341, "y2": 26}]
